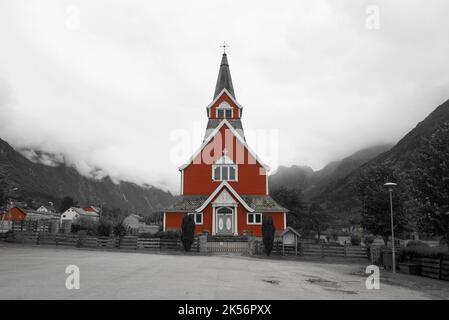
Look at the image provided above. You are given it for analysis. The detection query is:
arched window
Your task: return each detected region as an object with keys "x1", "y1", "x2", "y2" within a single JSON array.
[
  {"x1": 212, "y1": 164, "x2": 237, "y2": 181},
  {"x1": 212, "y1": 150, "x2": 238, "y2": 182},
  {"x1": 216, "y1": 102, "x2": 233, "y2": 119},
  {"x1": 217, "y1": 207, "x2": 233, "y2": 214}
]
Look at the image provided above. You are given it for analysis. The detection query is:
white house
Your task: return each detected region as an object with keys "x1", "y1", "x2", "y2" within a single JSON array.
[
  {"x1": 123, "y1": 214, "x2": 143, "y2": 230},
  {"x1": 123, "y1": 214, "x2": 160, "y2": 235},
  {"x1": 60, "y1": 207, "x2": 99, "y2": 225},
  {"x1": 36, "y1": 205, "x2": 57, "y2": 214}
]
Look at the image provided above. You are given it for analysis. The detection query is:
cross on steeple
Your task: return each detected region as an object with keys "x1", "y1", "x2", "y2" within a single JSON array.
[
  {"x1": 214, "y1": 43, "x2": 235, "y2": 99},
  {"x1": 220, "y1": 41, "x2": 229, "y2": 53}
]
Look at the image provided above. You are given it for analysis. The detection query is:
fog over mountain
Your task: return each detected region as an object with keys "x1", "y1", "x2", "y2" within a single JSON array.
[
  {"x1": 0, "y1": 137, "x2": 174, "y2": 214},
  {"x1": 1, "y1": 1, "x2": 449, "y2": 193},
  {"x1": 314, "y1": 99, "x2": 449, "y2": 224},
  {"x1": 269, "y1": 144, "x2": 393, "y2": 200}
]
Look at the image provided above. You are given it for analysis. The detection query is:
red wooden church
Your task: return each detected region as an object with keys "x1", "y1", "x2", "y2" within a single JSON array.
[{"x1": 163, "y1": 53, "x2": 287, "y2": 237}]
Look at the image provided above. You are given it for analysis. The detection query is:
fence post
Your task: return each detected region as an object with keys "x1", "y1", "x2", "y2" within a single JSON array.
[
  {"x1": 439, "y1": 258, "x2": 443, "y2": 280},
  {"x1": 199, "y1": 234, "x2": 208, "y2": 254},
  {"x1": 78, "y1": 233, "x2": 83, "y2": 248},
  {"x1": 321, "y1": 244, "x2": 325, "y2": 258},
  {"x1": 344, "y1": 245, "x2": 347, "y2": 259},
  {"x1": 247, "y1": 235, "x2": 255, "y2": 255}
]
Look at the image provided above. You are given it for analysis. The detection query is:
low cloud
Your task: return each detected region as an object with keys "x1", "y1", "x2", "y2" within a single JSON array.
[{"x1": 0, "y1": 0, "x2": 448, "y2": 193}]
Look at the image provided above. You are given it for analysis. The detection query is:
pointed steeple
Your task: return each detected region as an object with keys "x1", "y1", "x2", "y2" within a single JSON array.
[{"x1": 214, "y1": 53, "x2": 235, "y2": 99}]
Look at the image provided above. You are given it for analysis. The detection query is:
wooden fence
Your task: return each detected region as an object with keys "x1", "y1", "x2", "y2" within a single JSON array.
[
  {"x1": 4, "y1": 230, "x2": 368, "y2": 258},
  {"x1": 3, "y1": 231, "x2": 200, "y2": 252},
  {"x1": 206, "y1": 240, "x2": 247, "y2": 253},
  {"x1": 253, "y1": 241, "x2": 368, "y2": 259},
  {"x1": 301, "y1": 244, "x2": 368, "y2": 259},
  {"x1": 413, "y1": 257, "x2": 449, "y2": 281},
  {"x1": 137, "y1": 238, "x2": 200, "y2": 251},
  {"x1": 11, "y1": 220, "x2": 58, "y2": 233}
]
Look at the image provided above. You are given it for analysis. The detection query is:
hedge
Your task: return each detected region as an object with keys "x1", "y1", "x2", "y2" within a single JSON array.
[{"x1": 399, "y1": 246, "x2": 449, "y2": 261}]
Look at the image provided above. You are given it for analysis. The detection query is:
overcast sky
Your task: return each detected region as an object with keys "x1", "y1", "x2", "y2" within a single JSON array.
[{"x1": 1, "y1": 0, "x2": 449, "y2": 193}]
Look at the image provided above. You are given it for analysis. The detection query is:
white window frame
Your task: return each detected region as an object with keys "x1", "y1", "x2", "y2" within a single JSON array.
[
  {"x1": 216, "y1": 102, "x2": 233, "y2": 119},
  {"x1": 247, "y1": 212, "x2": 262, "y2": 225},
  {"x1": 212, "y1": 164, "x2": 238, "y2": 182},
  {"x1": 188, "y1": 212, "x2": 203, "y2": 225}
]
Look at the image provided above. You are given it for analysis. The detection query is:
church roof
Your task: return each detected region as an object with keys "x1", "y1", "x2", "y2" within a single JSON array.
[
  {"x1": 214, "y1": 53, "x2": 235, "y2": 99},
  {"x1": 165, "y1": 195, "x2": 209, "y2": 212},
  {"x1": 165, "y1": 194, "x2": 287, "y2": 213},
  {"x1": 204, "y1": 118, "x2": 245, "y2": 140},
  {"x1": 241, "y1": 195, "x2": 288, "y2": 212}
]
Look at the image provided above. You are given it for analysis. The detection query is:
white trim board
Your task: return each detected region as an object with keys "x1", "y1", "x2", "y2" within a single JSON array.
[
  {"x1": 207, "y1": 88, "x2": 243, "y2": 110},
  {"x1": 195, "y1": 181, "x2": 254, "y2": 213}
]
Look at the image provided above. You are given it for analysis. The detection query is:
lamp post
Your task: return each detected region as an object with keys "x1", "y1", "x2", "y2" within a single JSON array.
[{"x1": 384, "y1": 182, "x2": 397, "y2": 273}]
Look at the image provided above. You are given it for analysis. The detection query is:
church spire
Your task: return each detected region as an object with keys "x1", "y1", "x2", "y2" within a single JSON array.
[{"x1": 214, "y1": 52, "x2": 235, "y2": 99}]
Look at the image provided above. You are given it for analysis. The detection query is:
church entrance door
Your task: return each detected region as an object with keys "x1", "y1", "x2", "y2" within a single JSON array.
[{"x1": 216, "y1": 207, "x2": 233, "y2": 235}]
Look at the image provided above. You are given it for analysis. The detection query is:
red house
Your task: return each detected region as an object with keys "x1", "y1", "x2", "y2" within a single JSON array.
[
  {"x1": 0, "y1": 207, "x2": 27, "y2": 222},
  {"x1": 164, "y1": 53, "x2": 287, "y2": 237}
]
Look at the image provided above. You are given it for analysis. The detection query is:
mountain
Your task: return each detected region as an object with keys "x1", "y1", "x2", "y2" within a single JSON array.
[
  {"x1": 269, "y1": 144, "x2": 392, "y2": 200},
  {"x1": 315, "y1": 98, "x2": 449, "y2": 223},
  {"x1": 0, "y1": 138, "x2": 174, "y2": 214},
  {"x1": 269, "y1": 165, "x2": 316, "y2": 192}
]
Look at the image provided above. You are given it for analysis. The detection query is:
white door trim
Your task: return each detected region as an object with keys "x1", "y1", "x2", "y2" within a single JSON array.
[{"x1": 214, "y1": 205, "x2": 237, "y2": 235}]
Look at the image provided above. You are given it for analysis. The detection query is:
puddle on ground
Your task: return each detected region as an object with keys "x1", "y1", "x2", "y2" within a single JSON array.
[
  {"x1": 262, "y1": 279, "x2": 280, "y2": 285},
  {"x1": 306, "y1": 277, "x2": 358, "y2": 295},
  {"x1": 306, "y1": 278, "x2": 341, "y2": 289},
  {"x1": 324, "y1": 288, "x2": 358, "y2": 295},
  {"x1": 349, "y1": 268, "x2": 369, "y2": 277}
]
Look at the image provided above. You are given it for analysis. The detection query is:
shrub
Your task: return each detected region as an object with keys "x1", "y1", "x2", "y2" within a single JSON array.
[
  {"x1": 350, "y1": 234, "x2": 361, "y2": 246},
  {"x1": 113, "y1": 220, "x2": 127, "y2": 237},
  {"x1": 153, "y1": 230, "x2": 181, "y2": 239},
  {"x1": 262, "y1": 216, "x2": 276, "y2": 256},
  {"x1": 97, "y1": 218, "x2": 112, "y2": 237},
  {"x1": 400, "y1": 245, "x2": 449, "y2": 261},
  {"x1": 71, "y1": 216, "x2": 98, "y2": 235},
  {"x1": 137, "y1": 232, "x2": 152, "y2": 238},
  {"x1": 364, "y1": 235, "x2": 375, "y2": 246},
  {"x1": 181, "y1": 214, "x2": 195, "y2": 252},
  {"x1": 406, "y1": 240, "x2": 429, "y2": 248}
]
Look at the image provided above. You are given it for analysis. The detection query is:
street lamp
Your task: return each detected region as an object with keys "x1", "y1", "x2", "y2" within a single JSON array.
[{"x1": 384, "y1": 182, "x2": 397, "y2": 273}]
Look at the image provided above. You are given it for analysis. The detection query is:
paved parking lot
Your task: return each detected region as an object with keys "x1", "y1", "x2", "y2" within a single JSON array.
[{"x1": 0, "y1": 243, "x2": 448, "y2": 299}]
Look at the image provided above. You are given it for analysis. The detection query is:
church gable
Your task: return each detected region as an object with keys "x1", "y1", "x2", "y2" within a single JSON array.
[
  {"x1": 208, "y1": 90, "x2": 242, "y2": 120},
  {"x1": 195, "y1": 182, "x2": 254, "y2": 213},
  {"x1": 212, "y1": 189, "x2": 237, "y2": 205},
  {"x1": 180, "y1": 120, "x2": 268, "y2": 172}
]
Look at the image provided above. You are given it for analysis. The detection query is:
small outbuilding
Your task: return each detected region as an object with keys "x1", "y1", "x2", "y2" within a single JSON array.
[{"x1": 280, "y1": 226, "x2": 301, "y2": 255}]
